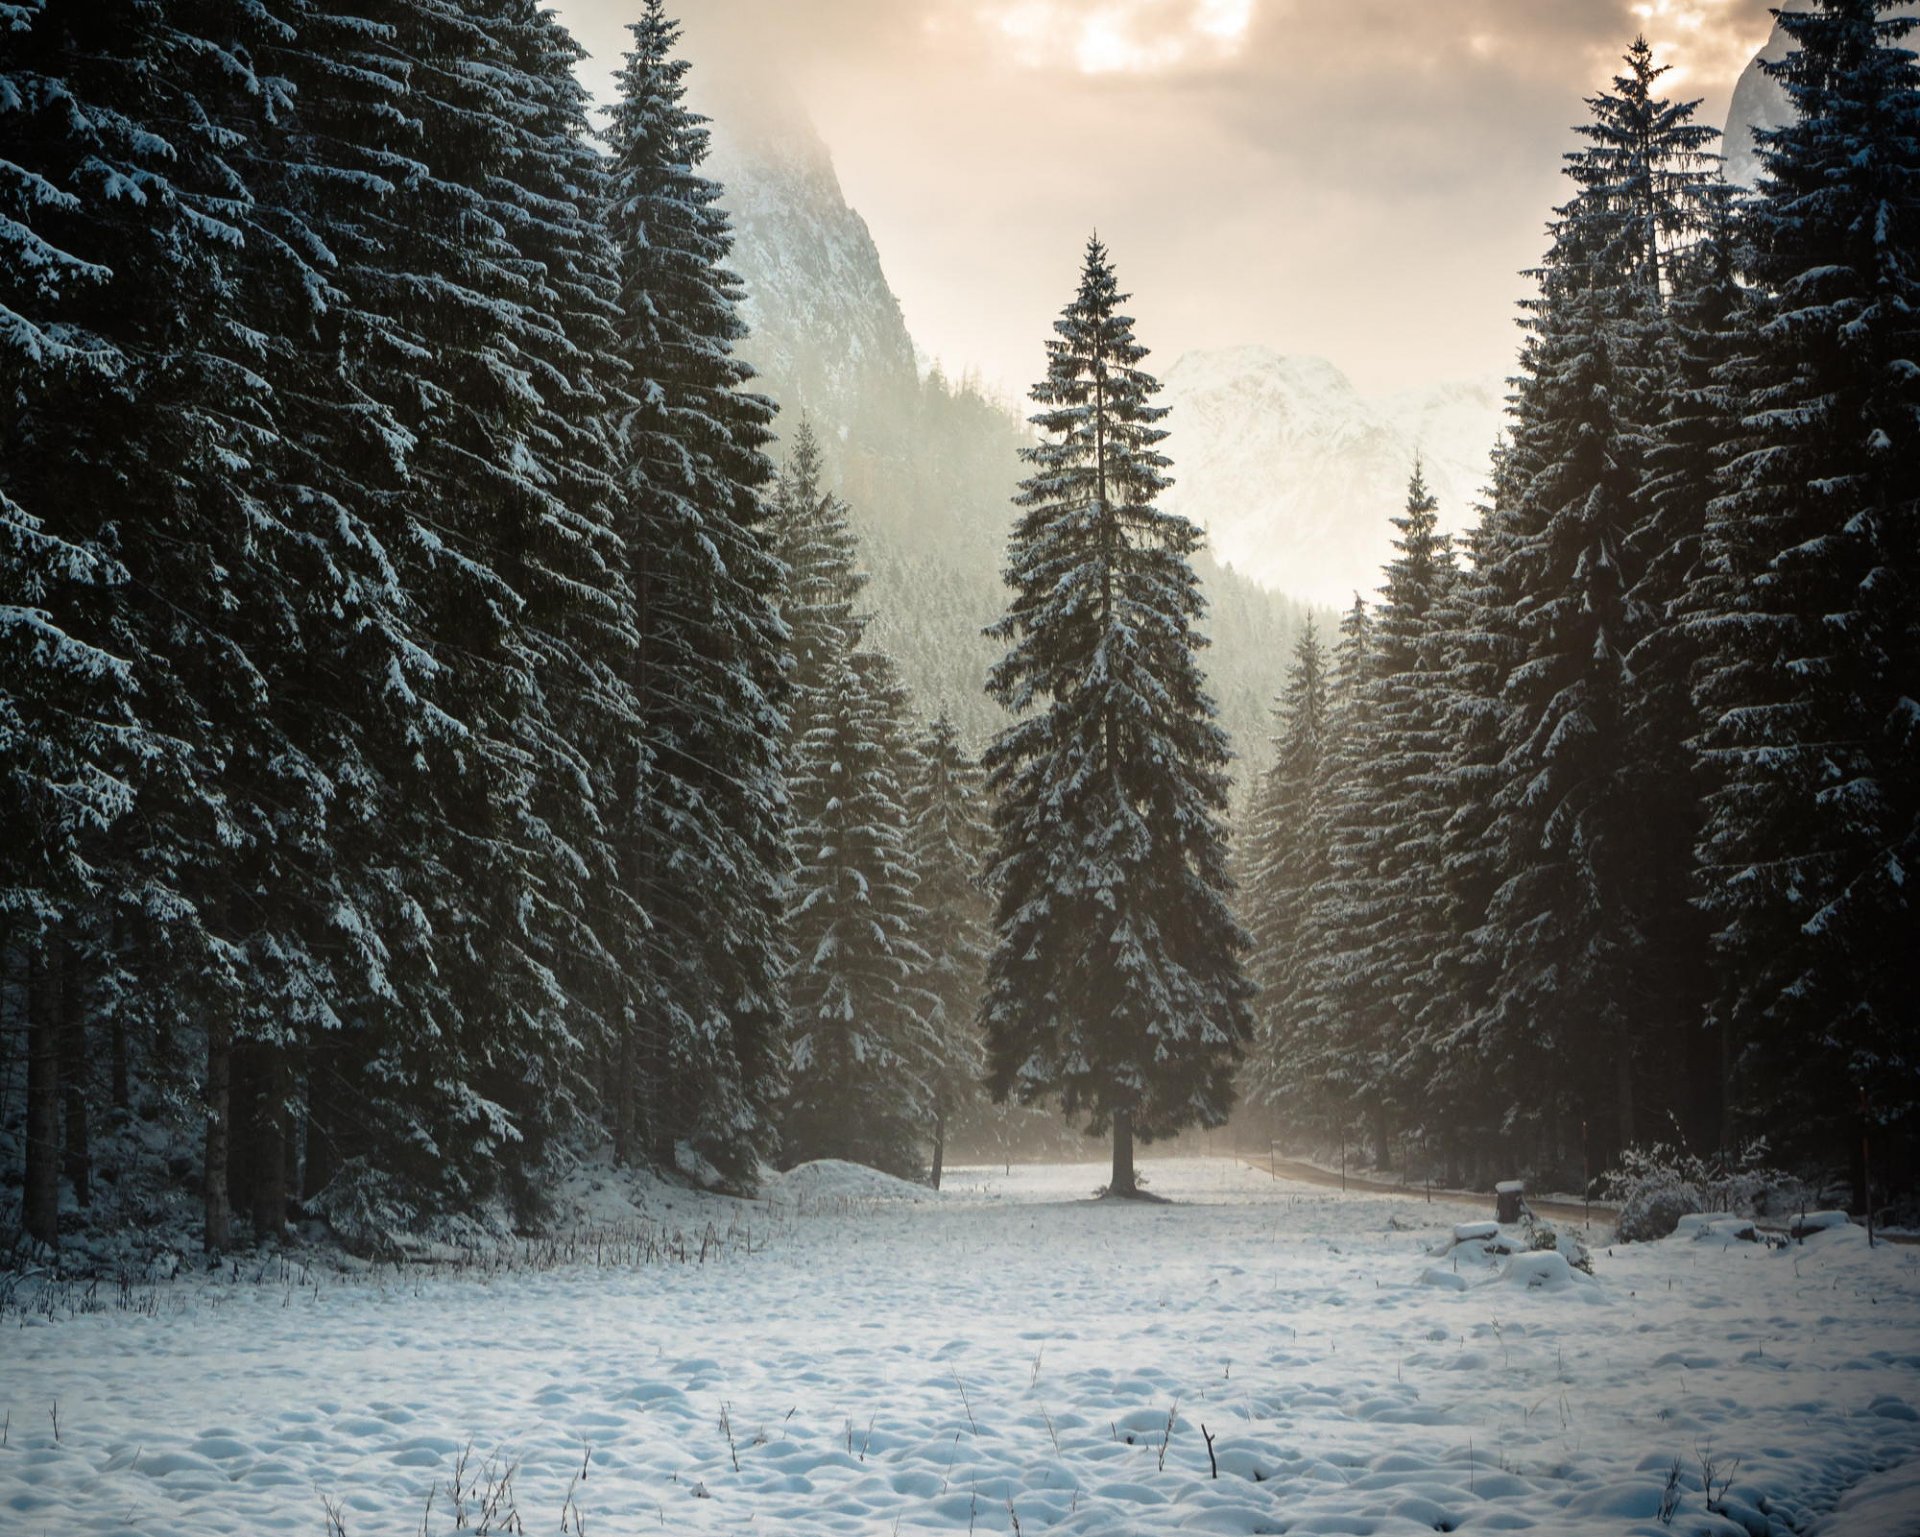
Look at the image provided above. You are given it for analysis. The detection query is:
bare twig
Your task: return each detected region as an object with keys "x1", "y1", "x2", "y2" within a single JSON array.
[{"x1": 951, "y1": 1370, "x2": 978, "y2": 1435}]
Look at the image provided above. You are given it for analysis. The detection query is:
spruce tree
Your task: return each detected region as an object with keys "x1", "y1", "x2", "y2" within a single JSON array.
[
  {"x1": 1472, "y1": 39, "x2": 1717, "y2": 1168},
  {"x1": 771, "y1": 418, "x2": 869, "y2": 740},
  {"x1": 1284, "y1": 596, "x2": 1374, "y2": 1145},
  {"x1": 905, "y1": 713, "x2": 992, "y2": 1188},
  {"x1": 606, "y1": 0, "x2": 790, "y2": 1181},
  {"x1": 0, "y1": 0, "x2": 332, "y2": 1248},
  {"x1": 783, "y1": 651, "x2": 936, "y2": 1177},
  {"x1": 1631, "y1": 178, "x2": 1748, "y2": 1146},
  {"x1": 1313, "y1": 468, "x2": 1457, "y2": 1165},
  {"x1": 1244, "y1": 620, "x2": 1333, "y2": 1119},
  {"x1": 1695, "y1": 0, "x2": 1920, "y2": 1180},
  {"x1": 982, "y1": 237, "x2": 1251, "y2": 1198}
]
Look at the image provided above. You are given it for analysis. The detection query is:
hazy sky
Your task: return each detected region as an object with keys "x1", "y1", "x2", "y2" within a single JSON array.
[{"x1": 551, "y1": 0, "x2": 1780, "y2": 400}]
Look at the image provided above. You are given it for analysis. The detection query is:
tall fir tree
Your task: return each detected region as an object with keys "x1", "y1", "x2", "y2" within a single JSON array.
[
  {"x1": 1471, "y1": 39, "x2": 1717, "y2": 1167},
  {"x1": 1244, "y1": 619, "x2": 1333, "y2": 1118},
  {"x1": 771, "y1": 418, "x2": 868, "y2": 740},
  {"x1": 1310, "y1": 467, "x2": 1457, "y2": 1165},
  {"x1": 905, "y1": 713, "x2": 992, "y2": 1188},
  {"x1": 605, "y1": 0, "x2": 791, "y2": 1183},
  {"x1": 982, "y1": 237, "x2": 1251, "y2": 1198},
  {"x1": 1282, "y1": 596, "x2": 1374, "y2": 1144},
  {"x1": 782, "y1": 651, "x2": 937, "y2": 1177},
  {"x1": 1631, "y1": 177, "x2": 1749, "y2": 1147},
  {"x1": 1694, "y1": 0, "x2": 1920, "y2": 1187}
]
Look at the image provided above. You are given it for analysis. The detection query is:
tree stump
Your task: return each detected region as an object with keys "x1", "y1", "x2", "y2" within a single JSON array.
[{"x1": 1495, "y1": 1180, "x2": 1525, "y2": 1225}]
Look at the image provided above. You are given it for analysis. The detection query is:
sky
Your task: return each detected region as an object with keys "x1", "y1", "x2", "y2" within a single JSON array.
[{"x1": 550, "y1": 0, "x2": 1783, "y2": 402}]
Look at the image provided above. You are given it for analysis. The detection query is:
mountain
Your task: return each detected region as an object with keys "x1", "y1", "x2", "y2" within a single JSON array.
[
  {"x1": 703, "y1": 95, "x2": 920, "y2": 454},
  {"x1": 1722, "y1": 6, "x2": 1803, "y2": 187},
  {"x1": 703, "y1": 90, "x2": 1317, "y2": 786},
  {"x1": 1159, "y1": 347, "x2": 1504, "y2": 609}
]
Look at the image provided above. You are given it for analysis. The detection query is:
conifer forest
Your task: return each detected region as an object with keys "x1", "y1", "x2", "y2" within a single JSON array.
[{"x1": 3, "y1": 0, "x2": 1917, "y2": 1269}]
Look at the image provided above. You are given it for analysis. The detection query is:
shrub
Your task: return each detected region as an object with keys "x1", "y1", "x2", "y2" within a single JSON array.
[{"x1": 1604, "y1": 1140, "x2": 1791, "y2": 1242}]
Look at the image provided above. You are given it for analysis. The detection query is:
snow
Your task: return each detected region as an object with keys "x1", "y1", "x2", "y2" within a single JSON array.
[
  {"x1": 4, "y1": 1157, "x2": 1917, "y2": 1536},
  {"x1": 1789, "y1": 1209, "x2": 1854, "y2": 1237},
  {"x1": 1158, "y1": 346, "x2": 1504, "y2": 607}
]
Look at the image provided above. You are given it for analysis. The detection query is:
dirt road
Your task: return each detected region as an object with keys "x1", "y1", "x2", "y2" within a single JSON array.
[{"x1": 1241, "y1": 1151, "x2": 1617, "y2": 1231}]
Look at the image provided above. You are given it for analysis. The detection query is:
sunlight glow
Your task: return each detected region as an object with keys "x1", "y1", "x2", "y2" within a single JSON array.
[
  {"x1": 1624, "y1": 0, "x2": 1784, "y2": 95},
  {"x1": 987, "y1": 0, "x2": 1257, "y2": 75}
]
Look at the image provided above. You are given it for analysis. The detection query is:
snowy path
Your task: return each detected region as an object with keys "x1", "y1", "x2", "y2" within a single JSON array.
[
  {"x1": 3, "y1": 1158, "x2": 1918, "y2": 1536},
  {"x1": 1242, "y1": 1154, "x2": 1616, "y2": 1229}
]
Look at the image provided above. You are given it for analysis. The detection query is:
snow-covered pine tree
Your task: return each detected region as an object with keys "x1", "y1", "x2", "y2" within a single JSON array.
[
  {"x1": 905, "y1": 712, "x2": 992, "y2": 1188},
  {"x1": 0, "y1": 0, "x2": 339, "y2": 1249},
  {"x1": 1243, "y1": 619, "x2": 1333, "y2": 1119},
  {"x1": 269, "y1": 0, "x2": 603, "y2": 1221},
  {"x1": 1310, "y1": 467, "x2": 1458, "y2": 1166},
  {"x1": 1281, "y1": 595, "x2": 1374, "y2": 1145},
  {"x1": 771, "y1": 417, "x2": 869, "y2": 741},
  {"x1": 1694, "y1": 0, "x2": 1920, "y2": 1181},
  {"x1": 1473, "y1": 39, "x2": 1717, "y2": 1169},
  {"x1": 783, "y1": 651, "x2": 938, "y2": 1178},
  {"x1": 1630, "y1": 177, "x2": 1748, "y2": 1146},
  {"x1": 1419, "y1": 501, "x2": 1516, "y2": 1178},
  {"x1": 982, "y1": 237, "x2": 1251, "y2": 1198},
  {"x1": 606, "y1": 1, "x2": 790, "y2": 1183}
]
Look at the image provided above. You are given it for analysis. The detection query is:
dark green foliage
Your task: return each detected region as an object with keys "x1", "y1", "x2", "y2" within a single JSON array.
[
  {"x1": 905, "y1": 713, "x2": 992, "y2": 1170},
  {"x1": 1695, "y1": 0, "x2": 1920, "y2": 1171},
  {"x1": 782, "y1": 651, "x2": 936, "y2": 1177},
  {"x1": 983, "y1": 239, "x2": 1252, "y2": 1191},
  {"x1": 604, "y1": 0, "x2": 790, "y2": 1182}
]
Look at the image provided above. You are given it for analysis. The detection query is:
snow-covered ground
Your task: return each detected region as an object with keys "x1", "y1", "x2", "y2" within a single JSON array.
[{"x1": 4, "y1": 1158, "x2": 1917, "y2": 1536}]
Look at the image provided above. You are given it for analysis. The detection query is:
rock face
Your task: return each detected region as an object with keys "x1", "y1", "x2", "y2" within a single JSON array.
[
  {"x1": 1158, "y1": 347, "x2": 1504, "y2": 608},
  {"x1": 705, "y1": 93, "x2": 920, "y2": 455},
  {"x1": 1722, "y1": 7, "x2": 1804, "y2": 188}
]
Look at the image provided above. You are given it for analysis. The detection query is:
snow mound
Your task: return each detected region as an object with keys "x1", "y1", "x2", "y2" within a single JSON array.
[
  {"x1": 1675, "y1": 1212, "x2": 1759, "y2": 1243},
  {"x1": 1790, "y1": 1209, "x2": 1855, "y2": 1238},
  {"x1": 1499, "y1": 1250, "x2": 1597, "y2": 1294},
  {"x1": 770, "y1": 1159, "x2": 934, "y2": 1204}
]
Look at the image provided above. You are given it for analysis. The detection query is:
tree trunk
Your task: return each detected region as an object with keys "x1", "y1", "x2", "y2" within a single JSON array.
[
  {"x1": 249, "y1": 1044, "x2": 287, "y2": 1238},
  {"x1": 204, "y1": 1014, "x2": 233, "y2": 1252},
  {"x1": 930, "y1": 1106, "x2": 946, "y2": 1192},
  {"x1": 613, "y1": 1028, "x2": 636, "y2": 1166},
  {"x1": 303, "y1": 1041, "x2": 338, "y2": 1202},
  {"x1": 227, "y1": 1041, "x2": 257, "y2": 1225},
  {"x1": 109, "y1": 912, "x2": 129, "y2": 1112},
  {"x1": 58, "y1": 939, "x2": 90, "y2": 1208},
  {"x1": 1110, "y1": 1107, "x2": 1137, "y2": 1197},
  {"x1": 1615, "y1": 1044, "x2": 1636, "y2": 1155},
  {"x1": 24, "y1": 948, "x2": 61, "y2": 1251}
]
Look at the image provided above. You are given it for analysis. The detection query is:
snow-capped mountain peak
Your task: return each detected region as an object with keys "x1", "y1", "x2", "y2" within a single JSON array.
[{"x1": 1159, "y1": 346, "x2": 1503, "y2": 608}]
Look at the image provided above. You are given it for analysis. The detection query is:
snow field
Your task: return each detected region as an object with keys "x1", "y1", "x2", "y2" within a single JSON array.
[{"x1": 3, "y1": 1157, "x2": 1917, "y2": 1536}]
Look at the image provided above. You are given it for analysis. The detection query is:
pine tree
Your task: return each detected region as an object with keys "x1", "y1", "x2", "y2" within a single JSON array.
[
  {"x1": 1631, "y1": 178, "x2": 1749, "y2": 1147},
  {"x1": 1472, "y1": 39, "x2": 1718, "y2": 1168},
  {"x1": 771, "y1": 418, "x2": 869, "y2": 741},
  {"x1": 1244, "y1": 620, "x2": 1333, "y2": 1118},
  {"x1": 905, "y1": 713, "x2": 992, "y2": 1188},
  {"x1": 1312, "y1": 467, "x2": 1457, "y2": 1165},
  {"x1": 0, "y1": 0, "x2": 340, "y2": 1248},
  {"x1": 1694, "y1": 0, "x2": 1920, "y2": 1181},
  {"x1": 783, "y1": 651, "x2": 936, "y2": 1177},
  {"x1": 982, "y1": 237, "x2": 1251, "y2": 1198},
  {"x1": 1283, "y1": 596, "x2": 1374, "y2": 1145},
  {"x1": 606, "y1": 0, "x2": 790, "y2": 1182}
]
